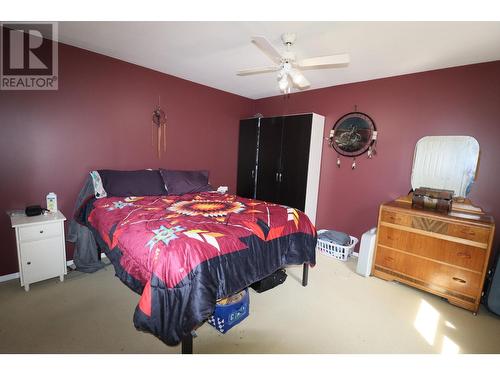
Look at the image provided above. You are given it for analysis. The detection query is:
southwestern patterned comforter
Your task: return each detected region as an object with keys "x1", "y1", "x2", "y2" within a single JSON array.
[{"x1": 77, "y1": 192, "x2": 317, "y2": 346}]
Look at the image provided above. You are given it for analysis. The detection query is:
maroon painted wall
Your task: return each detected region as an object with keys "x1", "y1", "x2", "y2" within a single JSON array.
[
  {"x1": 0, "y1": 42, "x2": 253, "y2": 276},
  {"x1": 254, "y1": 61, "x2": 500, "y2": 253}
]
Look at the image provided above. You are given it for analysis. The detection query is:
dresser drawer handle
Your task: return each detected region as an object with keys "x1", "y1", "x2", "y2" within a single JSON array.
[
  {"x1": 27, "y1": 262, "x2": 31, "y2": 265},
  {"x1": 452, "y1": 277, "x2": 467, "y2": 284},
  {"x1": 457, "y1": 252, "x2": 471, "y2": 259},
  {"x1": 39, "y1": 230, "x2": 44, "y2": 234},
  {"x1": 459, "y1": 228, "x2": 475, "y2": 236},
  {"x1": 384, "y1": 256, "x2": 394, "y2": 262}
]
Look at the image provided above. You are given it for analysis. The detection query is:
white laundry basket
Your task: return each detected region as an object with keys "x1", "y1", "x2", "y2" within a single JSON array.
[{"x1": 316, "y1": 229, "x2": 358, "y2": 261}]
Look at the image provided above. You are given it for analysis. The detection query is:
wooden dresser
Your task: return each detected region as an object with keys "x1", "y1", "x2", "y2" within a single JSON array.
[{"x1": 372, "y1": 196, "x2": 495, "y2": 313}]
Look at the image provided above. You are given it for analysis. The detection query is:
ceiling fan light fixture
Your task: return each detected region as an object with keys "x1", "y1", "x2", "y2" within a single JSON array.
[
  {"x1": 278, "y1": 73, "x2": 289, "y2": 92},
  {"x1": 289, "y1": 69, "x2": 306, "y2": 86},
  {"x1": 238, "y1": 33, "x2": 349, "y2": 94}
]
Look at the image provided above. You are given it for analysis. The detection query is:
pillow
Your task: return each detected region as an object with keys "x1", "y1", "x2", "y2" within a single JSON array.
[
  {"x1": 160, "y1": 169, "x2": 213, "y2": 195},
  {"x1": 97, "y1": 169, "x2": 167, "y2": 197},
  {"x1": 90, "y1": 170, "x2": 107, "y2": 199}
]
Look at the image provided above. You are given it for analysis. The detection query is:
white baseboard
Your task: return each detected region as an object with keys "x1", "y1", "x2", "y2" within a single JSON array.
[
  {"x1": 0, "y1": 255, "x2": 108, "y2": 284},
  {"x1": 0, "y1": 272, "x2": 20, "y2": 283}
]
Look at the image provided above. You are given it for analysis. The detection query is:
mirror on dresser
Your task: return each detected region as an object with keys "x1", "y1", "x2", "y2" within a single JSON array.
[{"x1": 411, "y1": 135, "x2": 480, "y2": 198}]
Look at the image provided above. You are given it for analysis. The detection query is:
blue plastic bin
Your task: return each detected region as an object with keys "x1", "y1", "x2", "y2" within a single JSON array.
[{"x1": 207, "y1": 289, "x2": 249, "y2": 334}]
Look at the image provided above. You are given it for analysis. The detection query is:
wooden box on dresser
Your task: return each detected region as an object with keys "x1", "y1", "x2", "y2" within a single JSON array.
[{"x1": 372, "y1": 195, "x2": 495, "y2": 314}]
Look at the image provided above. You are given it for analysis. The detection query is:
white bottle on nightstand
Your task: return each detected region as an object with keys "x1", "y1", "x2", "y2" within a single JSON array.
[{"x1": 46, "y1": 192, "x2": 58, "y2": 213}]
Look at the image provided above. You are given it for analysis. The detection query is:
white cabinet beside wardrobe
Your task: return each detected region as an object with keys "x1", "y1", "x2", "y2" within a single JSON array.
[
  {"x1": 236, "y1": 113, "x2": 325, "y2": 224},
  {"x1": 10, "y1": 211, "x2": 67, "y2": 291}
]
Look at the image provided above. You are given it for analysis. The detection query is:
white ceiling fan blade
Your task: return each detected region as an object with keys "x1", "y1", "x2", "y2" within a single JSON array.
[
  {"x1": 251, "y1": 36, "x2": 283, "y2": 64},
  {"x1": 289, "y1": 69, "x2": 310, "y2": 89},
  {"x1": 237, "y1": 66, "x2": 280, "y2": 76},
  {"x1": 297, "y1": 53, "x2": 350, "y2": 68}
]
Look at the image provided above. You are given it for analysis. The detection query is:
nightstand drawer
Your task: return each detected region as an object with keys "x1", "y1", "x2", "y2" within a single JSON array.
[
  {"x1": 20, "y1": 237, "x2": 63, "y2": 285},
  {"x1": 19, "y1": 222, "x2": 61, "y2": 243}
]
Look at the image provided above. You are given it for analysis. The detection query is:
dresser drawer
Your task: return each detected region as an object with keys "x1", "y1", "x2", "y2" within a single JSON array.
[
  {"x1": 18, "y1": 222, "x2": 61, "y2": 243},
  {"x1": 377, "y1": 226, "x2": 486, "y2": 272},
  {"x1": 380, "y1": 209, "x2": 411, "y2": 226},
  {"x1": 447, "y1": 223, "x2": 490, "y2": 244},
  {"x1": 375, "y1": 246, "x2": 482, "y2": 297}
]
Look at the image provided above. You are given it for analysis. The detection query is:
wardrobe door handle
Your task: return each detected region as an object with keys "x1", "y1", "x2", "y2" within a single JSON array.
[
  {"x1": 279, "y1": 172, "x2": 283, "y2": 182},
  {"x1": 251, "y1": 170, "x2": 255, "y2": 178},
  {"x1": 275, "y1": 172, "x2": 279, "y2": 182},
  {"x1": 452, "y1": 277, "x2": 467, "y2": 284}
]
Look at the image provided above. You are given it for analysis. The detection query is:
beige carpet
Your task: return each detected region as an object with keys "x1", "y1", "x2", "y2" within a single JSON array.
[{"x1": 0, "y1": 254, "x2": 499, "y2": 354}]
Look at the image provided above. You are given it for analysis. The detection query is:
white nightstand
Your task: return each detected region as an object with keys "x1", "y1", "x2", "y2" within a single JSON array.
[{"x1": 10, "y1": 211, "x2": 67, "y2": 291}]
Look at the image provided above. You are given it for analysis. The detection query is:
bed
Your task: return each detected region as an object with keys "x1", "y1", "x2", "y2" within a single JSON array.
[{"x1": 73, "y1": 169, "x2": 317, "y2": 351}]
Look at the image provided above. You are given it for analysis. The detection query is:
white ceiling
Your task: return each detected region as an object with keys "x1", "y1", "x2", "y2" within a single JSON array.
[{"x1": 58, "y1": 21, "x2": 500, "y2": 99}]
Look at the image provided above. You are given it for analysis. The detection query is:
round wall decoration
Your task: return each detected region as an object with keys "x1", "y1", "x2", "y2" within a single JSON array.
[{"x1": 330, "y1": 112, "x2": 377, "y2": 157}]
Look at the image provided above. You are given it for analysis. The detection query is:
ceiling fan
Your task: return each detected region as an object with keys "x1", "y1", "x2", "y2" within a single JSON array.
[{"x1": 237, "y1": 33, "x2": 350, "y2": 93}]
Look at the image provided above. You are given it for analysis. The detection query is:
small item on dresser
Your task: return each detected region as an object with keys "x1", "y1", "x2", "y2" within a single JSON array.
[
  {"x1": 46, "y1": 192, "x2": 58, "y2": 213},
  {"x1": 412, "y1": 187, "x2": 454, "y2": 213}
]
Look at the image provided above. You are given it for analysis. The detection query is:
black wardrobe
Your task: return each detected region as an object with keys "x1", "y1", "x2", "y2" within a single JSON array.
[{"x1": 236, "y1": 113, "x2": 325, "y2": 222}]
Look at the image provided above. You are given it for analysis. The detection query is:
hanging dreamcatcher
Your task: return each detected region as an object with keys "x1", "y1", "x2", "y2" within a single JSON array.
[
  {"x1": 327, "y1": 108, "x2": 378, "y2": 170},
  {"x1": 152, "y1": 97, "x2": 167, "y2": 159}
]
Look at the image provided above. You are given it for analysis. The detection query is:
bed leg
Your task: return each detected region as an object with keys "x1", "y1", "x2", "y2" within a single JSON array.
[
  {"x1": 302, "y1": 263, "x2": 309, "y2": 287},
  {"x1": 181, "y1": 333, "x2": 193, "y2": 354}
]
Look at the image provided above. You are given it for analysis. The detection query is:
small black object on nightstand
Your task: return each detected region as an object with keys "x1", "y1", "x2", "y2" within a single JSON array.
[{"x1": 25, "y1": 205, "x2": 45, "y2": 216}]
